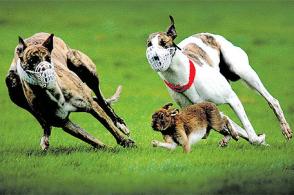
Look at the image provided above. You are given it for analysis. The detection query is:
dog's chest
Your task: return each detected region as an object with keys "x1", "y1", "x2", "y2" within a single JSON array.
[
  {"x1": 23, "y1": 83, "x2": 77, "y2": 123},
  {"x1": 166, "y1": 63, "x2": 234, "y2": 107}
]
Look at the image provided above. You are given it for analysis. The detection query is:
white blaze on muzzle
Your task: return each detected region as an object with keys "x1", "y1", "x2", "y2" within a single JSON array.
[
  {"x1": 17, "y1": 59, "x2": 56, "y2": 89},
  {"x1": 146, "y1": 46, "x2": 176, "y2": 72}
]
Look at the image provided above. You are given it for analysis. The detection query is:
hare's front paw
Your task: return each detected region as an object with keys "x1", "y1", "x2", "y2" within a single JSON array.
[{"x1": 151, "y1": 140, "x2": 160, "y2": 147}]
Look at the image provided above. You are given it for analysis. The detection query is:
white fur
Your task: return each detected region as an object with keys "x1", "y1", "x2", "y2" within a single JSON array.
[
  {"x1": 179, "y1": 35, "x2": 220, "y2": 67},
  {"x1": 40, "y1": 136, "x2": 49, "y2": 150},
  {"x1": 149, "y1": 33, "x2": 292, "y2": 144},
  {"x1": 189, "y1": 129, "x2": 207, "y2": 145},
  {"x1": 152, "y1": 140, "x2": 177, "y2": 150}
]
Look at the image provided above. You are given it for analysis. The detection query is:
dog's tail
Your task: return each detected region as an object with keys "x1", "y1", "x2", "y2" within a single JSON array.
[{"x1": 106, "y1": 85, "x2": 122, "y2": 104}]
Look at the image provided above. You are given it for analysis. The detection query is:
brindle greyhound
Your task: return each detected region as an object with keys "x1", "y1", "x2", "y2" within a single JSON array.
[{"x1": 5, "y1": 32, "x2": 135, "y2": 150}]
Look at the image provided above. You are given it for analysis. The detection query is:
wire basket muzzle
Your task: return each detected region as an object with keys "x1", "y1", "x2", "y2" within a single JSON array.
[
  {"x1": 146, "y1": 46, "x2": 175, "y2": 72},
  {"x1": 26, "y1": 61, "x2": 56, "y2": 88}
]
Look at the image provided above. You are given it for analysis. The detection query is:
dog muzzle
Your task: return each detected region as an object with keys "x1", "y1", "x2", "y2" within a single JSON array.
[
  {"x1": 17, "y1": 59, "x2": 56, "y2": 89},
  {"x1": 146, "y1": 46, "x2": 176, "y2": 72}
]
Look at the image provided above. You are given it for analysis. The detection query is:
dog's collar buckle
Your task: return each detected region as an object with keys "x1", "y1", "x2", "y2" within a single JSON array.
[{"x1": 164, "y1": 59, "x2": 196, "y2": 93}]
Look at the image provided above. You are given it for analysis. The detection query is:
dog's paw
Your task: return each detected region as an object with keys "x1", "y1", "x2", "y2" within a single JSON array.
[
  {"x1": 119, "y1": 138, "x2": 136, "y2": 148},
  {"x1": 250, "y1": 133, "x2": 267, "y2": 145},
  {"x1": 151, "y1": 140, "x2": 160, "y2": 147},
  {"x1": 281, "y1": 122, "x2": 292, "y2": 140},
  {"x1": 40, "y1": 136, "x2": 49, "y2": 151}
]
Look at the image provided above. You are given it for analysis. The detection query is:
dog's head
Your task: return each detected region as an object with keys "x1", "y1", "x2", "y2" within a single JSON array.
[
  {"x1": 17, "y1": 34, "x2": 54, "y2": 71},
  {"x1": 151, "y1": 103, "x2": 179, "y2": 132},
  {"x1": 16, "y1": 34, "x2": 56, "y2": 88},
  {"x1": 146, "y1": 16, "x2": 179, "y2": 72}
]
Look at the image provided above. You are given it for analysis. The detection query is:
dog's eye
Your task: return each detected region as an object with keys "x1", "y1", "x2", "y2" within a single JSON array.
[
  {"x1": 45, "y1": 56, "x2": 51, "y2": 62},
  {"x1": 147, "y1": 41, "x2": 152, "y2": 47},
  {"x1": 28, "y1": 56, "x2": 39, "y2": 64},
  {"x1": 159, "y1": 39, "x2": 166, "y2": 47}
]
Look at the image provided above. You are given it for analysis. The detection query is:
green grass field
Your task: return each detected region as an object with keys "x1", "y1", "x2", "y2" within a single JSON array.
[{"x1": 1, "y1": 0, "x2": 294, "y2": 194}]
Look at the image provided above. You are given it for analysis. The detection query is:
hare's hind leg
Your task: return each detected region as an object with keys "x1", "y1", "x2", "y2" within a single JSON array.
[
  {"x1": 205, "y1": 105, "x2": 239, "y2": 146},
  {"x1": 221, "y1": 116, "x2": 239, "y2": 141}
]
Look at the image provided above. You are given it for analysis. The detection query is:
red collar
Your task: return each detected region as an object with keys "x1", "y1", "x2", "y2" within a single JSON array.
[{"x1": 164, "y1": 59, "x2": 196, "y2": 93}]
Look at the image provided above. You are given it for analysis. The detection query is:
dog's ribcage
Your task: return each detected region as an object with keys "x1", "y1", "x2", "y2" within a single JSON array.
[{"x1": 162, "y1": 33, "x2": 239, "y2": 107}]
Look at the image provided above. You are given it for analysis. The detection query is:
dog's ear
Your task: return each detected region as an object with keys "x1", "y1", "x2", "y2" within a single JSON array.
[
  {"x1": 162, "y1": 103, "x2": 173, "y2": 110},
  {"x1": 42, "y1": 33, "x2": 54, "y2": 53},
  {"x1": 166, "y1": 15, "x2": 177, "y2": 40},
  {"x1": 17, "y1": 36, "x2": 27, "y2": 59},
  {"x1": 170, "y1": 108, "x2": 179, "y2": 116}
]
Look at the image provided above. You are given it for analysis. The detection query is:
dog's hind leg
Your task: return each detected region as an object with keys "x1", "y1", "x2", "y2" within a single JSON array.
[
  {"x1": 239, "y1": 68, "x2": 292, "y2": 140},
  {"x1": 62, "y1": 120, "x2": 106, "y2": 149},
  {"x1": 219, "y1": 42, "x2": 292, "y2": 140},
  {"x1": 89, "y1": 100, "x2": 135, "y2": 148},
  {"x1": 66, "y1": 49, "x2": 130, "y2": 135}
]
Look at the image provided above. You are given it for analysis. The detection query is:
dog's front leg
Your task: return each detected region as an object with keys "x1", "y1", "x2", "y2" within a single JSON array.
[
  {"x1": 40, "y1": 126, "x2": 51, "y2": 151},
  {"x1": 62, "y1": 120, "x2": 106, "y2": 149},
  {"x1": 89, "y1": 101, "x2": 135, "y2": 148},
  {"x1": 227, "y1": 93, "x2": 266, "y2": 145}
]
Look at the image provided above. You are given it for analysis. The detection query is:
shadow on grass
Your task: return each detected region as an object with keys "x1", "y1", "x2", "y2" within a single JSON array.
[{"x1": 24, "y1": 145, "x2": 135, "y2": 157}]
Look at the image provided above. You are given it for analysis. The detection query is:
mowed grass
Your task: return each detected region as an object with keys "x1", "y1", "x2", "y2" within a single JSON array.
[{"x1": 1, "y1": 0, "x2": 294, "y2": 194}]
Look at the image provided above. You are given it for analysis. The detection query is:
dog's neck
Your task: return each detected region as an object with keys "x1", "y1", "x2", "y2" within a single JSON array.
[{"x1": 158, "y1": 50, "x2": 190, "y2": 84}]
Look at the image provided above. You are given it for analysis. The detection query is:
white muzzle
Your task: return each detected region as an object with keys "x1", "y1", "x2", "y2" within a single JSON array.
[
  {"x1": 17, "y1": 59, "x2": 56, "y2": 89},
  {"x1": 146, "y1": 46, "x2": 175, "y2": 72}
]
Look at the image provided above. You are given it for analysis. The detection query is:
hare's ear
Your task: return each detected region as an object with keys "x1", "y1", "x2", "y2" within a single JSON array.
[
  {"x1": 162, "y1": 103, "x2": 173, "y2": 110},
  {"x1": 170, "y1": 109, "x2": 179, "y2": 116}
]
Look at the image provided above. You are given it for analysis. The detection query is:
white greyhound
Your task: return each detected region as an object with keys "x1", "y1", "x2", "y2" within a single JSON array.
[{"x1": 146, "y1": 16, "x2": 292, "y2": 145}]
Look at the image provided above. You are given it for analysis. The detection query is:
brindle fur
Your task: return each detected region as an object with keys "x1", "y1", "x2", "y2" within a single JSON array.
[
  {"x1": 147, "y1": 32, "x2": 173, "y2": 48},
  {"x1": 146, "y1": 30, "x2": 240, "y2": 82},
  {"x1": 193, "y1": 33, "x2": 220, "y2": 50},
  {"x1": 6, "y1": 32, "x2": 134, "y2": 150},
  {"x1": 182, "y1": 43, "x2": 213, "y2": 66},
  {"x1": 151, "y1": 102, "x2": 239, "y2": 153},
  {"x1": 193, "y1": 34, "x2": 240, "y2": 81}
]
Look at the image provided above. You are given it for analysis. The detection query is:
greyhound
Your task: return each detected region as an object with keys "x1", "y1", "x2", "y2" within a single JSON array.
[
  {"x1": 6, "y1": 32, "x2": 135, "y2": 150},
  {"x1": 146, "y1": 16, "x2": 292, "y2": 145}
]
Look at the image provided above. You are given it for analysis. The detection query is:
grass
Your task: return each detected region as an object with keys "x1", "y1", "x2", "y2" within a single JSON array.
[{"x1": 1, "y1": 0, "x2": 294, "y2": 194}]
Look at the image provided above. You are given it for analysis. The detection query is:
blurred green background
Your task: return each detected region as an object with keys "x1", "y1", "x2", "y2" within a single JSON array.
[{"x1": 0, "y1": 0, "x2": 294, "y2": 194}]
